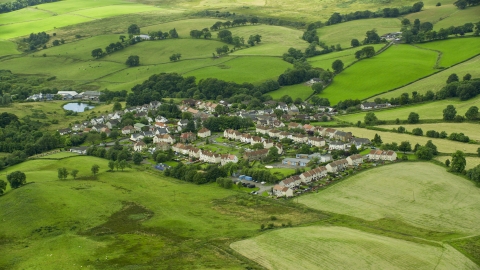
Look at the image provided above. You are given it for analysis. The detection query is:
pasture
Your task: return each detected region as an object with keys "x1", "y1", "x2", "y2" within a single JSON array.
[
  {"x1": 416, "y1": 37, "x2": 480, "y2": 67},
  {"x1": 373, "y1": 55, "x2": 480, "y2": 100},
  {"x1": 433, "y1": 5, "x2": 480, "y2": 31},
  {"x1": 268, "y1": 83, "x2": 313, "y2": 100},
  {"x1": 299, "y1": 162, "x2": 480, "y2": 235},
  {"x1": 0, "y1": 39, "x2": 19, "y2": 57},
  {"x1": 337, "y1": 95, "x2": 480, "y2": 123},
  {"x1": 335, "y1": 127, "x2": 480, "y2": 154},
  {"x1": 184, "y1": 56, "x2": 291, "y2": 84},
  {"x1": 319, "y1": 44, "x2": 438, "y2": 105},
  {"x1": 404, "y1": 4, "x2": 457, "y2": 25},
  {"x1": 316, "y1": 18, "x2": 401, "y2": 48},
  {"x1": 0, "y1": 155, "x2": 317, "y2": 269},
  {"x1": 435, "y1": 156, "x2": 480, "y2": 170},
  {"x1": 308, "y1": 44, "x2": 386, "y2": 70},
  {"x1": 380, "y1": 123, "x2": 480, "y2": 141},
  {"x1": 231, "y1": 226, "x2": 479, "y2": 270}
]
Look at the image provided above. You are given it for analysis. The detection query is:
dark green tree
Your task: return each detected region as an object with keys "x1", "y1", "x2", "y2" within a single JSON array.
[
  {"x1": 108, "y1": 160, "x2": 115, "y2": 171},
  {"x1": 364, "y1": 112, "x2": 378, "y2": 125},
  {"x1": 91, "y1": 164, "x2": 100, "y2": 176},
  {"x1": 71, "y1": 169, "x2": 79, "y2": 179},
  {"x1": 113, "y1": 102, "x2": 122, "y2": 111},
  {"x1": 0, "y1": 180, "x2": 6, "y2": 195},
  {"x1": 443, "y1": 105, "x2": 457, "y2": 121},
  {"x1": 446, "y1": 73, "x2": 459, "y2": 84},
  {"x1": 133, "y1": 152, "x2": 143, "y2": 165},
  {"x1": 128, "y1": 24, "x2": 140, "y2": 35},
  {"x1": 125, "y1": 55, "x2": 140, "y2": 67},
  {"x1": 332, "y1": 59, "x2": 344, "y2": 73},
  {"x1": 465, "y1": 106, "x2": 478, "y2": 120},
  {"x1": 7, "y1": 171, "x2": 26, "y2": 188},
  {"x1": 267, "y1": 147, "x2": 280, "y2": 162},
  {"x1": 407, "y1": 112, "x2": 420, "y2": 123},
  {"x1": 351, "y1": 39, "x2": 360, "y2": 47},
  {"x1": 445, "y1": 159, "x2": 450, "y2": 167},
  {"x1": 463, "y1": 73, "x2": 472, "y2": 81},
  {"x1": 312, "y1": 83, "x2": 324, "y2": 94},
  {"x1": 398, "y1": 141, "x2": 412, "y2": 153},
  {"x1": 416, "y1": 146, "x2": 433, "y2": 160},
  {"x1": 450, "y1": 150, "x2": 466, "y2": 173},
  {"x1": 91, "y1": 48, "x2": 103, "y2": 59}
]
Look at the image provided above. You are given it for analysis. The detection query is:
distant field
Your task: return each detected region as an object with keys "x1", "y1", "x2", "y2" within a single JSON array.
[
  {"x1": 335, "y1": 127, "x2": 480, "y2": 154},
  {"x1": 71, "y1": 4, "x2": 158, "y2": 19},
  {"x1": 0, "y1": 39, "x2": 20, "y2": 57},
  {"x1": 36, "y1": 151, "x2": 80, "y2": 159},
  {"x1": 0, "y1": 7, "x2": 53, "y2": 25},
  {"x1": 381, "y1": 123, "x2": 480, "y2": 141},
  {"x1": 404, "y1": 4, "x2": 457, "y2": 25},
  {"x1": 373, "y1": 55, "x2": 480, "y2": 100},
  {"x1": 337, "y1": 95, "x2": 480, "y2": 123},
  {"x1": 184, "y1": 56, "x2": 291, "y2": 84},
  {"x1": 268, "y1": 83, "x2": 313, "y2": 100},
  {"x1": 433, "y1": 5, "x2": 480, "y2": 30},
  {"x1": 299, "y1": 162, "x2": 480, "y2": 234},
  {"x1": 417, "y1": 37, "x2": 480, "y2": 67},
  {"x1": 142, "y1": 19, "x2": 225, "y2": 38},
  {"x1": 308, "y1": 44, "x2": 386, "y2": 70},
  {"x1": 231, "y1": 226, "x2": 478, "y2": 270},
  {"x1": 435, "y1": 156, "x2": 480, "y2": 170},
  {"x1": 319, "y1": 44, "x2": 438, "y2": 105},
  {"x1": 317, "y1": 18, "x2": 401, "y2": 48},
  {"x1": 228, "y1": 25, "x2": 308, "y2": 56}
]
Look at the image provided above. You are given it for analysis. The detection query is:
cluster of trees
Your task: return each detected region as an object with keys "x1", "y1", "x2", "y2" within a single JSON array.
[
  {"x1": 326, "y1": 2, "x2": 424, "y2": 25},
  {"x1": 169, "y1": 53, "x2": 181, "y2": 62},
  {"x1": 240, "y1": 168, "x2": 278, "y2": 183},
  {"x1": 99, "y1": 89, "x2": 128, "y2": 102},
  {"x1": 355, "y1": 46, "x2": 376, "y2": 59},
  {"x1": 277, "y1": 59, "x2": 333, "y2": 86},
  {"x1": 147, "y1": 28, "x2": 179, "y2": 39},
  {"x1": 203, "y1": 116, "x2": 253, "y2": 132},
  {"x1": 454, "y1": 0, "x2": 480, "y2": 9},
  {"x1": 209, "y1": 18, "x2": 253, "y2": 31},
  {"x1": 0, "y1": 70, "x2": 54, "y2": 101},
  {"x1": 164, "y1": 163, "x2": 227, "y2": 185},
  {"x1": 23, "y1": 32, "x2": 50, "y2": 51},
  {"x1": 402, "y1": 18, "x2": 477, "y2": 43},
  {"x1": 0, "y1": 0, "x2": 59, "y2": 14},
  {"x1": 196, "y1": 10, "x2": 305, "y2": 28},
  {"x1": 215, "y1": 45, "x2": 230, "y2": 55},
  {"x1": 216, "y1": 177, "x2": 234, "y2": 189},
  {"x1": 125, "y1": 55, "x2": 140, "y2": 67},
  {"x1": 190, "y1": 28, "x2": 212, "y2": 39},
  {"x1": 415, "y1": 140, "x2": 439, "y2": 160}
]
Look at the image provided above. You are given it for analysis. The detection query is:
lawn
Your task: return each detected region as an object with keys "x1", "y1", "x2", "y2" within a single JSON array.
[
  {"x1": 0, "y1": 39, "x2": 20, "y2": 57},
  {"x1": 337, "y1": 95, "x2": 480, "y2": 123},
  {"x1": 416, "y1": 37, "x2": 480, "y2": 67},
  {"x1": 0, "y1": 156, "x2": 317, "y2": 269},
  {"x1": 335, "y1": 127, "x2": 480, "y2": 154},
  {"x1": 373, "y1": 55, "x2": 480, "y2": 100},
  {"x1": 231, "y1": 226, "x2": 478, "y2": 270},
  {"x1": 318, "y1": 44, "x2": 438, "y2": 105},
  {"x1": 184, "y1": 56, "x2": 291, "y2": 84},
  {"x1": 316, "y1": 18, "x2": 401, "y2": 48},
  {"x1": 268, "y1": 83, "x2": 313, "y2": 100},
  {"x1": 381, "y1": 123, "x2": 480, "y2": 141},
  {"x1": 299, "y1": 162, "x2": 480, "y2": 235}
]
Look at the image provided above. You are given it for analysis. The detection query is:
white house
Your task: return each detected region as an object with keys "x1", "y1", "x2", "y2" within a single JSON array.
[
  {"x1": 346, "y1": 154, "x2": 364, "y2": 166},
  {"x1": 273, "y1": 185, "x2": 294, "y2": 197},
  {"x1": 197, "y1": 128, "x2": 211, "y2": 138},
  {"x1": 134, "y1": 141, "x2": 146, "y2": 152},
  {"x1": 220, "y1": 154, "x2": 238, "y2": 166}
]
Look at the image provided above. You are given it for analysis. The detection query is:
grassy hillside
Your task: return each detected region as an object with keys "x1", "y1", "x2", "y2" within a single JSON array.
[
  {"x1": 0, "y1": 156, "x2": 318, "y2": 269},
  {"x1": 433, "y1": 5, "x2": 480, "y2": 30},
  {"x1": 308, "y1": 44, "x2": 385, "y2": 70},
  {"x1": 416, "y1": 37, "x2": 480, "y2": 67},
  {"x1": 319, "y1": 44, "x2": 438, "y2": 105},
  {"x1": 381, "y1": 123, "x2": 480, "y2": 141},
  {"x1": 299, "y1": 162, "x2": 480, "y2": 234},
  {"x1": 231, "y1": 226, "x2": 479, "y2": 270},
  {"x1": 435, "y1": 156, "x2": 480, "y2": 170},
  {"x1": 337, "y1": 95, "x2": 480, "y2": 123},
  {"x1": 372, "y1": 55, "x2": 480, "y2": 100},
  {"x1": 0, "y1": 39, "x2": 20, "y2": 57}
]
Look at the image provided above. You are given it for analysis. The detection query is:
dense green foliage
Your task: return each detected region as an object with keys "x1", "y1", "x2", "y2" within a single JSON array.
[{"x1": 0, "y1": 0, "x2": 59, "y2": 14}]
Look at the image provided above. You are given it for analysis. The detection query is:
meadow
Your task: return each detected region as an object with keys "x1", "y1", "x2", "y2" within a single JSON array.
[
  {"x1": 299, "y1": 162, "x2": 480, "y2": 235},
  {"x1": 0, "y1": 39, "x2": 20, "y2": 57},
  {"x1": 381, "y1": 123, "x2": 480, "y2": 141},
  {"x1": 373, "y1": 55, "x2": 480, "y2": 100},
  {"x1": 337, "y1": 95, "x2": 480, "y2": 123},
  {"x1": 231, "y1": 226, "x2": 479, "y2": 270},
  {"x1": 0, "y1": 156, "x2": 319, "y2": 269},
  {"x1": 336, "y1": 127, "x2": 480, "y2": 154},
  {"x1": 318, "y1": 44, "x2": 438, "y2": 105},
  {"x1": 433, "y1": 5, "x2": 480, "y2": 30},
  {"x1": 416, "y1": 37, "x2": 480, "y2": 67}
]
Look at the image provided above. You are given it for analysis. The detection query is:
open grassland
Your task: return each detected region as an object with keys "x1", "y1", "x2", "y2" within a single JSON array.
[
  {"x1": 0, "y1": 7, "x2": 53, "y2": 25},
  {"x1": 231, "y1": 226, "x2": 479, "y2": 270},
  {"x1": 142, "y1": 19, "x2": 225, "y2": 38},
  {"x1": 0, "y1": 40, "x2": 19, "y2": 57},
  {"x1": 337, "y1": 95, "x2": 480, "y2": 122},
  {"x1": 435, "y1": 156, "x2": 480, "y2": 170},
  {"x1": 416, "y1": 37, "x2": 480, "y2": 67},
  {"x1": 319, "y1": 44, "x2": 438, "y2": 105},
  {"x1": 373, "y1": 55, "x2": 480, "y2": 100},
  {"x1": 299, "y1": 162, "x2": 480, "y2": 235},
  {"x1": 184, "y1": 56, "x2": 291, "y2": 84},
  {"x1": 104, "y1": 39, "x2": 227, "y2": 65},
  {"x1": 336, "y1": 127, "x2": 480, "y2": 153},
  {"x1": 308, "y1": 44, "x2": 386, "y2": 70},
  {"x1": 70, "y1": 4, "x2": 158, "y2": 19},
  {"x1": 0, "y1": 156, "x2": 321, "y2": 269},
  {"x1": 316, "y1": 18, "x2": 401, "y2": 48},
  {"x1": 228, "y1": 25, "x2": 308, "y2": 56},
  {"x1": 404, "y1": 4, "x2": 458, "y2": 25},
  {"x1": 381, "y1": 123, "x2": 480, "y2": 141},
  {"x1": 268, "y1": 83, "x2": 313, "y2": 100},
  {"x1": 433, "y1": 5, "x2": 480, "y2": 30}
]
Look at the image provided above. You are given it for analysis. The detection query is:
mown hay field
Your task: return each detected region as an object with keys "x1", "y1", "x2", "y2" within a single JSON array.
[
  {"x1": 336, "y1": 127, "x2": 480, "y2": 154},
  {"x1": 338, "y1": 95, "x2": 480, "y2": 122},
  {"x1": 435, "y1": 156, "x2": 480, "y2": 170},
  {"x1": 319, "y1": 44, "x2": 438, "y2": 105},
  {"x1": 231, "y1": 226, "x2": 479, "y2": 270},
  {"x1": 416, "y1": 37, "x2": 480, "y2": 67},
  {"x1": 299, "y1": 162, "x2": 480, "y2": 234},
  {"x1": 373, "y1": 55, "x2": 480, "y2": 100},
  {"x1": 381, "y1": 123, "x2": 480, "y2": 141}
]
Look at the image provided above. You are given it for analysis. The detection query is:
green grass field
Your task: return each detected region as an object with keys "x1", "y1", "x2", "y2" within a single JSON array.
[
  {"x1": 336, "y1": 127, "x2": 480, "y2": 154},
  {"x1": 231, "y1": 226, "x2": 479, "y2": 270},
  {"x1": 0, "y1": 39, "x2": 20, "y2": 57},
  {"x1": 308, "y1": 44, "x2": 386, "y2": 70},
  {"x1": 319, "y1": 44, "x2": 438, "y2": 105},
  {"x1": 381, "y1": 123, "x2": 480, "y2": 141},
  {"x1": 433, "y1": 5, "x2": 480, "y2": 30},
  {"x1": 373, "y1": 55, "x2": 480, "y2": 100},
  {"x1": 337, "y1": 95, "x2": 480, "y2": 123},
  {"x1": 404, "y1": 4, "x2": 458, "y2": 25},
  {"x1": 268, "y1": 83, "x2": 313, "y2": 100},
  {"x1": 317, "y1": 18, "x2": 401, "y2": 48},
  {"x1": 299, "y1": 162, "x2": 480, "y2": 235},
  {"x1": 435, "y1": 156, "x2": 480, "y2": 170},
  {"x1": 416, "y1": 37, "x2": 480, "y2": 67}
]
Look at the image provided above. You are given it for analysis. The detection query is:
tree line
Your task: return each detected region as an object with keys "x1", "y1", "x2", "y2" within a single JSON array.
[
  {"x1": 193, "y1": 10, "x2": 306, "y2": 28},
  {"x1": 401, "y1": 19, "x2": 479, "y2": 43},
  {"x1": 0, "y1": 0, "x2": 59, "y2": 14}
]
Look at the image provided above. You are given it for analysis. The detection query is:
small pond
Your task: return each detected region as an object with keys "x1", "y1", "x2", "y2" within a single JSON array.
[{"x1": 63, "y1": 103, "x2": 95, "y2": 112}]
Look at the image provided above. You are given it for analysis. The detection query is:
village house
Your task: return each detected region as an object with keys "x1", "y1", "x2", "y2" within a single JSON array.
[
  {"x1": 199, "y1": 150, "x2": 221, "y2": 163},
  {"x1": 274, "y1": 143, "x2": 284, "y2": 155},
  {"x1": 273, "y1": 185, "x2": 294, "y2": 197},
  {"x1": 130, "y1": 133, "x2": 144, "y2": 142},
  {"x1": 172, "y1": 143, "x2": 189, "y2": 155},
  {"x1": 329, "y1": 141, "x2": 349, "y2": 151},
  {"x1": 271, "y1": 120, "x2": 285, "y2": 128},
  {"x1": 134, "y1": 141, "x2": 146, "y2": 152},
  {"x1": 368, "y1": 150, "x2": 397, "y2": 161},
  {"x1": 155, "y1": 142, "x2": 171, "y2": 152},
  {"x1": 105, "y1": 120, "x2": 119, "y2": 129},
  {"x1": 220, "y1": 154, "x2": 238, "y2": 166},
  {"x1": 308, "y1": 136, "x2": 326, "y2": 147},
  {"x1": 326, "y1": 159, "x2": 349, "y2": 173},
  {"x1": 360, "y1": 102, "x2": 377, "y2": 110},
  {"x1": 251, "y1": 136, "x2": 263, "y2": 145},
  {"x1": 243, "y1": 148, "x2": 269, "y2": 161},
  {"x1": 279, "y1": 176, "x2": 301, "y2": 188},
  {"x1": 351, "y1": 137, "x2": 371, "y2": 148},
  {"x1": 197, "y1": 128, "x2": 211, "y2": 138},
  {"x1": 255, "y1": 125, "x2": 270, "y2": 135},
  {"x1": 134, "y1": 123, "x2": 147, "y2": 132},
  {"x1": 333, "y1": 130, "x2": 353, "y2": 142},
  {"x1": 303, "y1": 124, "x2": 315, "y2": 133},
  {"x1": 282, "y1": 158, "x2": 310, "y2": 167},
  {"x1": 292, "y1": 134, "x2": 308, "y2": 144},
  {"x1": 72, "y1": 124, "x2": 83, "y2": 131},
  {"x1": 180, "y1": 132, "x2": 196, "y2": 143},
  {"x1": 268, "y1": 129, "x2": 281, "y2": 138},
  {"x1": 153, "y1": 134, "x2": 175, "y2": 144},
  {"x1": 240, "y1": 133, "x2": 252, "y2": 144},
  {"x1": 288, "y1": 122, "x2": 302, "y2": 130},
  {"x1": 325, "y1": 128, "x2": 337, "y2": 138},
  {"x1": 346, "y1": 154, "x2": 364, "y2": 166},
  {"x1": 263, "y1": 139, "x2": 274, "y2": 149},
  {"x1": 278, "y1": 131, "x2": 291, "y2": 140},
  {"x1": 295, "y1": 153, "x2": 332, "y2": 163},
  {"x1": 58, "y1": 128, "x2": 71, "y2": 136},
  {"x1": 188, "y1": 147, "x2": 201, "y2": 159}
]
